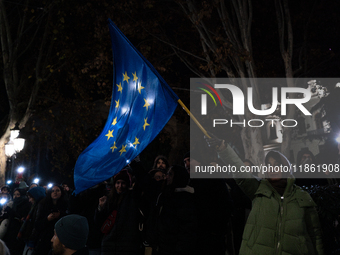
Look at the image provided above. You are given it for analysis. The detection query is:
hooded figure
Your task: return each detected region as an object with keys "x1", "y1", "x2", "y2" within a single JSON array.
[
  {"x1": 217, "y1": 145, "x2": 324, "y2": 255},
  {"x1": 18, "y1": 186, "x2": 46, "y2": 254}
]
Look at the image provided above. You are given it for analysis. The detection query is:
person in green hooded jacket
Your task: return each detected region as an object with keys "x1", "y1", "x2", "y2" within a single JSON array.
[{"x1": 205, "y1": 135, "x2": 324, "y2": 255}]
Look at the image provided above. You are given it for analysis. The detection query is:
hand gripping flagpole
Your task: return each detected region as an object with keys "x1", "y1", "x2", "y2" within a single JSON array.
[{"x1": 177, "y1": 99, "x2": 211, "y2": 139}]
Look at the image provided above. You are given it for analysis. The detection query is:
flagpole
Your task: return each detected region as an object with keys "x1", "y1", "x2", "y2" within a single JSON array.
[{"x1": 177, "y1": 99, "x2": 211, "y2": 139}]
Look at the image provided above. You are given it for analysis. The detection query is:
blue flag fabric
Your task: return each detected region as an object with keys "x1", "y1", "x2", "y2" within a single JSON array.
[{"x1": 73, "y1": 19, "x2": 179, "y2": 194}]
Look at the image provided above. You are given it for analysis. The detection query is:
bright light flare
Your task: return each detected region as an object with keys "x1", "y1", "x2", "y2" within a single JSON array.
[
  {"x1": 0, "y1": 198, "x2": 7, "y2": 205},
  {"x1": 17, "y1": 167, "x2": 25, "y2": 173},
  {"x1": 336, "y1": 134, "x2": 340, "y2": 143},
  {"x1": 33, "y1": 178, "x2": 40, "y2": 184},
  {"x1": 47, "y1": 183, "x2": 53, "y2": 189},
  {"x1": 6, "y1": 180, "x2": 12, "y2": 185}
]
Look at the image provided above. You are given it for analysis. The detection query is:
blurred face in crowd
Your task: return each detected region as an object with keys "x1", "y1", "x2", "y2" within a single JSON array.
[
  {"x1": 166, "y1": 169, "x2": 174, "y2": 185},
  {"x1": 62, "y1": 184, "x2": 69, "y2": 192},
  {"x1": 156, "y1": 159, "x2": 167, "y2": 170},
  {"x1": 28, "y1": 195, "x2": 35, "y2": 205},
  {"x1": 300, "y1": 153, "x2": 312, "y2": 165},
  {"x1": 13, "y1": 190, "x2": 21, "y2": 199},
  {"x1": 243, "y1": 161, "x2": 251, "y2": 167},
  {"x1": 1, "y1": 188, "x2": 9, "y2": 194},
  {"x1": 154, "y1": 171, "x2": 165, "y2": 181},
  {"x1": 267, "y1": 156, "x2": 282, "y2": 181},
  {"x1": 51, "y1": 230, "x2": 65, "y2": 255},
  {"x1": 51, "y1": 186, "x2": 62, "y2": 201},
  {"x1": 184, "y1": 157, "x2": 190, "y2": 172},
  {"x1": 115, "y1": 180, "x2": 127, "y2": 194}
]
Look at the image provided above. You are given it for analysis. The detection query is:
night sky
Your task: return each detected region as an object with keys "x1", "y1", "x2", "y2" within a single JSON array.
[{"x1": 1, "y1": 0, "x2": 340, "y2": 185}]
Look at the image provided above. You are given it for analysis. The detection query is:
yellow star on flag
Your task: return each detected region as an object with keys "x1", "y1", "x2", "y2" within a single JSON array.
[
  {"x1": 143, "y1": 98, "x2": 150, "y2": 111},
  {"x1": 123, "y1": 71, "x2": 130, "y2": 83},
  {"x1": 110, "y1": 141, "x2": 117, "y2": 152},
  {"x1": 137, "y1": 81, "x2": 144, "y2": 94},
  {"x1": 143, "y1": 118, "x2": 150, "y2": 130},
  {"x1": 117, "y1": 82, "x2": 122, "y2": 92},
  {"x1": 112, "y1": 117, "x2": 117, "y2": 126},
  {"x1": 133, "y1": 137, "x2": 140, "y2": 148},
  {"x1": 119, "y1": 144, "x2": 127, "y2": 156},
  {"x1": 132, "y1": 72, "x2": 138, "y2": 82},
  {"x1": 105, "y1": 130, "x2": 114, "y2": 140},
  {"x1": 115, "y1": 99, "x2": 119, "y2": 108}
]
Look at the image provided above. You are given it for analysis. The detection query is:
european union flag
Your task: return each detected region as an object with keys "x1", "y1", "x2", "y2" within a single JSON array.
[{"x1": 73, "y1": 19, "x2": 179, "y2": 194}]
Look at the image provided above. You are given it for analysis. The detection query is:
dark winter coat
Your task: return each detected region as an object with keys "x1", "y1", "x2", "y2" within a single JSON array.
[
  {"x1": 3, "y1": 196, "x2": 31, "y2": 255},
  {"x1": 189, "y1": 178, "x2": 232, "y2": 255},
  {"x1": 156, "y1": 186, "x2": 198, "y2": 255},
  {"x1": 218, "y1": 145, "x2": 324, "y2": 255},
  {"x1": 48, "y1": 247, "x2": 89, "y2": 255},
  {"x1": 33, "y1": 196, "x2": 68, "y2": 254},
  {"x1": 17, "y1": 186, "x2": 46, "y2": 244},
  {"x1": 95, "y1": 190, "x2": 142, "y2": 255}
]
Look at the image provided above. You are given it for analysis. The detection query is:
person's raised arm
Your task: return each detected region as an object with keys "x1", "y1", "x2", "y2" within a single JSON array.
[{"x1": 205, "y1": 132, "x2": 260, "y2": 200}]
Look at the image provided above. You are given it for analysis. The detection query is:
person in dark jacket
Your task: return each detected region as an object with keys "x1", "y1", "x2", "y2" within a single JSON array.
[
  {"x1": 33, "y1": 184, "x2": 68, "y2": 254},
  {"x1": 155, "y1": 165, "x2": 198, "y2": 255},
  {"x1": 3, "y1": 188, "x2": 31, "y2": 255},
  {"x1": 50, "y1": 214, "x2": 89, "y2": 255},
  {"x1": 96, "y1": 170, "x2": 142, "y2": 255},
  {"x1": 185, "y1": 151, "x2": 233, "y2": 255},
  {"x1": 19, "y1": 186, "x2": 46, "y2": 255}
]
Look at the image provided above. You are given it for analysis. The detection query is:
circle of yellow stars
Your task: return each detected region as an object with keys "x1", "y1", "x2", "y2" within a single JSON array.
[{"x1": 107, "y1": 70, "x2": 152, "y2": 156}]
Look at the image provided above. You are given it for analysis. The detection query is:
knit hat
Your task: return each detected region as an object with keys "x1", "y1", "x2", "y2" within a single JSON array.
[
  {"x1": 18, "y1": 181, "x2": 29, "y2": 189},
  {"x1": 55, "y1": 214, "x2": 89, "y2": 250},
  {"x1": 114, "y1": 170, "x2": 131, "y2": 187},
  {"x1": 27, "y1": 186, "x2": 46, "y2": 203}
]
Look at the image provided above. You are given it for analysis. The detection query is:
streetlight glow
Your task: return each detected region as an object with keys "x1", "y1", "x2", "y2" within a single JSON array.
[
  {"x1": 5, "y1": 141, "x2": 15, "y2": 157},
  {"x1": 5, "y1": 123, "x2": 25, "y2": 158},
  {"x1": 10, "y1": 130, "x2": 20, "y2": 140},
  {"x1": 14, "y1": 138, "x2": 25, "y2": 152}
]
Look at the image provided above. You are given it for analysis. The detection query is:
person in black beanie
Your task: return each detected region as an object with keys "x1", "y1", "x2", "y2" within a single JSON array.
[{"x1": 50, "y1": 214, "x2": 89, "y2": 255}]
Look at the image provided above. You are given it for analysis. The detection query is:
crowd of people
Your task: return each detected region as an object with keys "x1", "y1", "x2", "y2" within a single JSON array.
[{"x1": 0, "y1": 136, "x2": 338, "y2": 255}]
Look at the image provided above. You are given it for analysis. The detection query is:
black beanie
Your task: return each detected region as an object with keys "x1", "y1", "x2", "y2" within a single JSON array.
[
  {"x1": 114, "y1": 170, "x2": 131, "y2": 187},
  {"x1": 55, "y1": 214, "x2": 89, "y2": 250}
]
